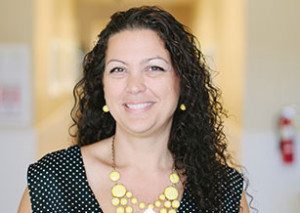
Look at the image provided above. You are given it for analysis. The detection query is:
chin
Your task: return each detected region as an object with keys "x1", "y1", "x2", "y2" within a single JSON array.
[
  {"x1": 127, "y1": 125, "x2": 154, "y2": 135},
  {"x1": 121, "y1": 121, "x2": 157, "y2": 136}
]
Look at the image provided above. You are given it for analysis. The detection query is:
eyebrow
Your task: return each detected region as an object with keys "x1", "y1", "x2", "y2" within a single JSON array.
[
  {"x1": 142, "y1": 56, "x2": 170, "y2": 64},
  {"x1": 106, "y1": 59, "x2": 127, "y2": 66},
  {"x1": 106, "y1": 56, "x2": 170, "y2": 66}
]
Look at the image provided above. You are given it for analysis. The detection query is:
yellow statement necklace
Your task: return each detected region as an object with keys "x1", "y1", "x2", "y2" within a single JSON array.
[{"x1": 109, "y1": 137, "x2": 181, "y2": 213}]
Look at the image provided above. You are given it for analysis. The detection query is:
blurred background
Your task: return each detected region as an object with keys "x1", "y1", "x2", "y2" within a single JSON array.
[{"x1": 0, "y1": 0, "x2": 299, "y2": 212}]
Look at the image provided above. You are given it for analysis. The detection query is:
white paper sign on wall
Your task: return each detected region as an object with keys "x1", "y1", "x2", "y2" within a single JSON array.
[{"x1": 0, "y1": 44, "x2": 32, "y2": 127}]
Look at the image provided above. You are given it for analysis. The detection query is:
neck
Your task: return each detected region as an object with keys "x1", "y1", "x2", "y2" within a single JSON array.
[{"x1": 112, "y1": 128, "x2": 173, "y2": 172}]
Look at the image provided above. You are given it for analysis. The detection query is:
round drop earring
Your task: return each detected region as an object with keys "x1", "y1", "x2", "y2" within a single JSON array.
[
  {"x1": 179, "y1": 104, "x2": 186, "y2": 111},
  {"x1": 102, "y1": 105, "x2": 109, "y2": 113}
]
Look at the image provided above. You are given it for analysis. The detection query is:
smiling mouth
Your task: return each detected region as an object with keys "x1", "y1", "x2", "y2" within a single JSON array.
[{"x1": 124, "y1": 102, "x2": 154, "y2": 110}]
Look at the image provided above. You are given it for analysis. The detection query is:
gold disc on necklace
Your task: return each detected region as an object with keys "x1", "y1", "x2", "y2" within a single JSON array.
[
  {"x1": 126, "y1": 191, "x2": 133, "y2": 198},
  {"x1": 163, "y1": 200, "x2": 171, "y2": 208},
  {"x1": 169, "y1": 172, "x2": 180, "y2": 184},
  {"x1": 112, "y1": 184, "x2": 127, "y2": 198},
  {"x1": 120, "y1": 198, "x2": 128, "y2": 205},
  {"x1": 172, "y1": 200, "x2": 180, "y2": 208},
  {"x1": 155, "y1": 200, "x2": 161, "y2": 207},
  {"x1": 139, "y1": 202, "x2": 146, "y2": 209},
  {"x1": 116, "y1": 206, "x2": 125, "y2": 213},
  {"x1": 125, "y1": 206, "x2": 133, "y2": 213},
  {"x1": 109, "y1": 170, "x2": 120, "y2": 181},
  {"x1": 159, "y1": 208, "x2": 167, "y2": 213},
  {"x1": 131, "y1": 197, "x2": 138, "y2": 204},
  {"x1": 159, "y1": 194, "x2": 166, "y2": 201},
  {"x1": 112, "y1": 197, "x2": 120, "y2": 206},
  {"x1": 148, "y1": 204, "x2": 154, "y2": 209},
  {"x1": 164, "y1": 186, "x2": 179, "y2": 200}
]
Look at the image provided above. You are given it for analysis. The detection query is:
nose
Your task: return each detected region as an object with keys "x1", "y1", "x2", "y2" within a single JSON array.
[{"x1": 126, "y1": 72, "x2": 147, "y2": 94}]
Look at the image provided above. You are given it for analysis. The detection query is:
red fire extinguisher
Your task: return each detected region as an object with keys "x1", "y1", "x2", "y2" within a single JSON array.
[{"x1": 279, "y1": 107, "x2": 296, "y2": 164}]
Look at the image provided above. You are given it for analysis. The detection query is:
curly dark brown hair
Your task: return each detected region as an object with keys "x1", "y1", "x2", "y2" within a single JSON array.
[{"x1": 70, "y1": 6, "x2": 245, "y2": 211}]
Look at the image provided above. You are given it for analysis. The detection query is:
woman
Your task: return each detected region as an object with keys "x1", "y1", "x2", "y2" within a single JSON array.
[{"x1": 19, "y1": 6, "x2": 250, "y2": 213}]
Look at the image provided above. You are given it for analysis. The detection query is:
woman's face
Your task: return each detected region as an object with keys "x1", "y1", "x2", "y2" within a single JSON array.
[{"x1": 103, "y1": 29, "x2": 180, "y2": 137}]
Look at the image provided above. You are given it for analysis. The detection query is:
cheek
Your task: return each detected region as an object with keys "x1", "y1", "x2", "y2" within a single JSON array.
[
  {"x1": 173, "y1": 79, "x2": 180, "y2": 98},
  {"x1": 167, "y1": 76, "x2": 180, "y2": 99},
  {"x1": 155, "y1": 78, "x2": 180, "y2": 101},
  {"x1": 103, "y1": 79, "x2": 114, "y2": 103},
  {"x1": 103, "y1": 80, "x2": 124, "y2": 105}
]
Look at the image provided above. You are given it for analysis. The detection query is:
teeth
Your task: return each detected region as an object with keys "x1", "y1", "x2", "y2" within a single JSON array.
[{"x1": 126, "y1": 102, "x2": 152, "y2": 110}]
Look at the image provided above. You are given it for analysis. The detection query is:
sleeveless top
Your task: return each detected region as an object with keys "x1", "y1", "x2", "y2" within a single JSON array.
[{"x1": 27, "y1": 146, "x2": 243, "y2": 212}]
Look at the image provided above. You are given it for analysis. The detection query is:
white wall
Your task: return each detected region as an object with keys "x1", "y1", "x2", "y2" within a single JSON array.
[
  {"x1": 245, "y1": 0, "x2": 300, "y2": 132},
  {"x1": 243, "y1": 132, "x2": 300, "y2": 212},
  {"x1": 0, "y1": 0, "x2": 77, "y2": 211},
  {"x1": 0, "y1": 129, "x2": 36, "y2": 212},
  {"x1": 0, "y1": 1, "x2": 35, "y2": 211},
  {"x1": 243, "y1": 0, "x2": 300, "y2": 212},
  {"x1": 0, "y1": 104, "x2": 72, "y2": 212}
]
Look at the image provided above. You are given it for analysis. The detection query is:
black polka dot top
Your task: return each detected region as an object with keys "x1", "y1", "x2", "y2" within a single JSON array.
[{"x1": 27, "y1": 146, "x2": 244, "y2": 212}]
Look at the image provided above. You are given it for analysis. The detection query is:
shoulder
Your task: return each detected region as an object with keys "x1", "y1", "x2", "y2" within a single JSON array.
[
  {"x1": 218, "y1": 165, "x2": 244, "y2": 209},
  {"x1": 219, "y1": 165, "x2": 244, "y2": 191},
  {"x1": 223, "y1": 166, "x2": 244, "y2": 187},
  {"x1": 27, "y1": 145, "x2": 83, "y2": 188},
  {"x1": 28, "y1": 146, "x2": 81, "y2": 176},
  {"x1": 26, "y1": 146, "x2": 101, "y2": 211}
]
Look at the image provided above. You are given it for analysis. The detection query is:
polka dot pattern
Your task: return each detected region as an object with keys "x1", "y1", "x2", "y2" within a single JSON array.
[
  {"x1": 28, "y1": 146, "x2": 102, "y2": 212},
  {"x1": 177, "y1": 167, "x2": 244, "y2": 212},
  {"x1": 27, "y1": 146, "x2": 243, "y2": 212}
]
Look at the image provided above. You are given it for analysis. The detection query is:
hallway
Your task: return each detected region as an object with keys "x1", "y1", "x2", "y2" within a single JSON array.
[{"x1": 1, "y1": 0, "x2": 300, "y2": 212}]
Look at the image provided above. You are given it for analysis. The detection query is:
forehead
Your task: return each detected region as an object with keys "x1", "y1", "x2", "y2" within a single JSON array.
[{"x1": 105, "y1": 29, "x2": 170, "y2": 61}]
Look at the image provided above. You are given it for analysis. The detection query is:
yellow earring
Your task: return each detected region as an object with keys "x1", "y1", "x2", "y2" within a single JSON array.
[
  {"x1": 179, "y1": 103, "x2": 186, "y2": 111},
  {"x1": 102, "y1": 105, "x2": 109, "y2": 113}
]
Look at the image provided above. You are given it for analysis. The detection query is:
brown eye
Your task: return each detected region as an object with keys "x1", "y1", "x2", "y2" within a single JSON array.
[
  {"x1": 149, "y1": 66, "x2": 165, "y2": 72},
  {"x1": 110, "y1": 67, "x2": 125, "y2": 73}
]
